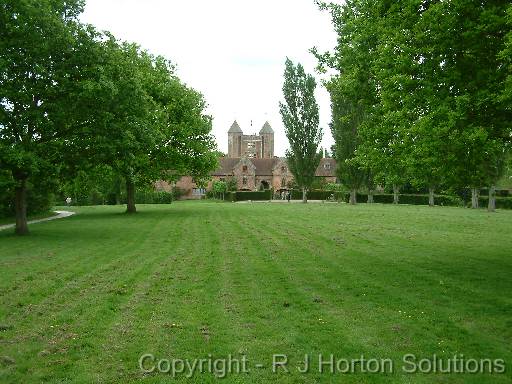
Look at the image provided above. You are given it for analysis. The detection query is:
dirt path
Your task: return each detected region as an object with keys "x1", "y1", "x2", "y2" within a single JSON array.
[{"x1": 0, "y1": 210, "x2": 76, "y2": 231}]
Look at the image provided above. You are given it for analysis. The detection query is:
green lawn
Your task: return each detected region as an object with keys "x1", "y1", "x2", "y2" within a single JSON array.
[
  {"x1": 0, "y1": 211, "x2": 56, "y2": 227},
  {"x1": 0, "y1": 202, "x2": 511, "y2": 383}
]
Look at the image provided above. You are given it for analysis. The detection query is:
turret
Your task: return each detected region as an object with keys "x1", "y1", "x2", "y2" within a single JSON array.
[
  {"x1": 259, "y1": 121, "x2": 274, "y2": 158},
  {"x1": 228, "y1": 120, "x2": 242, "y2": 158}
]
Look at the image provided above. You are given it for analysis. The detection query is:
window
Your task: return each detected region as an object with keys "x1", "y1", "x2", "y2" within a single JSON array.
[
  {"x1": 281, "y1": 166, "x2": 286, "y2": 172},
  {"x1": 242, "y1": 165, "x2": 248, "y2": 172},
  {"x1": 281, "y1": 178, "x2": 286, "y2": 188},
  {"x1": 242, "y1": 176, "x2": 247, "y2": 185},
  {"x1": 220, "y1": 178, "x2": 225, "y2": 182},
  {"x1": 192, "y1": 188, "x2": 205, "y2": 196},
  {"x1": 324, "y1": 163, "x2": 331, "y2": 170}
]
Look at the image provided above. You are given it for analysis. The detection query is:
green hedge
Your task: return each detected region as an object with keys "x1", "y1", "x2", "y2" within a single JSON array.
[
  {"x1": 120, "y1": 190, "x2": 174, "y2": 204},
  {"x1": 211, "y1": 187, "x2": 512, "y2": 209},
  {"x1": 232, "y1": 190, "x2": 272, "y2": 201},
  {"x1": 344, "y1": 193, "x2": 463, "y2": 206},
  {"x1": 67, "y1": 190, "x2": 176, "y2": 206},
  {"x1": 286, "y1": 191, "x2": 464, "y2": 207},
  {"x1": 290, "y1": 189, "x2": 345, "y2": 200},
  {"x1": 477, "y1": 196, "x2": 512, "y2": 209},
  {"x1": 480, "y1": 189, "x2": 510, "y2": 197}
]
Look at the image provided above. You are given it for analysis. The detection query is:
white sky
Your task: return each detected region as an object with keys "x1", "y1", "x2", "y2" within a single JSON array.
[{"x1": 80, "y1": 0, "x2": 337, "y2": 156}]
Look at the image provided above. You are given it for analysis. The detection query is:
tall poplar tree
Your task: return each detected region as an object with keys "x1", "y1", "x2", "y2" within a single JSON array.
[{"x1": 279, "y1": 58, "x2": 322, "y2": 203}]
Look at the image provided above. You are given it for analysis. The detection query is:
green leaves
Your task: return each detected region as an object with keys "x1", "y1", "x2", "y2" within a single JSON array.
[
  {"x1": 279, "y1": 58, "x2": 322, "y2": 196},
  {"x1": 1, "y1": 0, "x2": 217, "y2": 228},
  {"x1": 318, "y1": 0, "x2": 512, "y2": 193}
]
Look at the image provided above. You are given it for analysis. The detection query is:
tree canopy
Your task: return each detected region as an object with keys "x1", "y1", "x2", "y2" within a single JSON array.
[
  {"x1": 279, "y1": 58, "x2": 322, "y2": 203},
  {"x1": 0, "y1": 0, "x2": 217, "y2": 233},
  {"x1": 315, "y1": 0, "x2": 512, "y2": 210}
]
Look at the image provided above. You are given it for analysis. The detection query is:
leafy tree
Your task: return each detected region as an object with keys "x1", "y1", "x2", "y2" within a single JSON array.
[
  {"x1": 279, "y1": 58, "x2": 322, "y2": 203},
  {"x1": 0, "y1": 0, "x2": 102, "y2": 234},
  {"x1": 84, "y1": 39, "x2": 217, "y2": 214},
  {"x1": 212, "y1": 180, "x2": 227, "y2": 200},
  {"x1": 225, "y1": 176, "x2": 238, "y2": 192},
  {"x1": 318, "y1": 0, "x2": 511, "y2": 210},
  {"x1": 327, "y1": 78, "x2": 368, "y2": 204},
  {"x1": 59, "y1": 165, "x2": 121, "y2": 206},
  {"x1": 314, "y1": 1, "x2": 388, "y2": 205},
  {"x1": 412, "y1": 1, "x2": 509, "y2": 210}
]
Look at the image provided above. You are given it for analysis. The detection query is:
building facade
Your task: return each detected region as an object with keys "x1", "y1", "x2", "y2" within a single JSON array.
[
  {"x1": 157, "y1": 120, "x2": 336, "y2": 198},
  {"x1": 228, "y1": 120, "x2": 274, "y2": 159}
]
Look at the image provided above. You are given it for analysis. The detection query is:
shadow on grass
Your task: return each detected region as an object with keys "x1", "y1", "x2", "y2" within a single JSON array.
[
  {"x1": 0, "y1": 204, "x2": 208, "y2": 241},
  {"x1": 68, "y1": 204, "x2": 206, "y2": 221}
]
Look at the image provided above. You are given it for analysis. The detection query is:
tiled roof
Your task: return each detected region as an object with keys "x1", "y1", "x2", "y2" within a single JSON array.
[
  {"x1": 212, "y1": 157, "x2": 337, "y2": 177},
  {"x1": 211, "y1": 158, "x2": 240, "y2": 175},
  {"x1": 250, "y1": 158, "x2": 279, "y2": 175},
  {"x1": 315, "y1": 158, "x2": 337, "y2": 177},
  {"x1": 259, "y1": 121, "x2": 274, "y2": 134},
  {"x1": 228, "y1": 120, "x2": 242, "y2": 133}
]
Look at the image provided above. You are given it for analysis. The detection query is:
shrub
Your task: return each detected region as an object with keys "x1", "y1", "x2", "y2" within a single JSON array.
[
  {"x1": 477, "y1": 196, "x2": 512, "y2": 209},
  {"x1": 234, "y1": 190, "x2": 272, "y2": 201},
  {"x1": 324, "y1": 183, "x2": 346, "y2": 192},
  {"x1": 480, "y1": 189, "x2": 510, "y2": 197},
  {"x1": 370, "y1": 194, "x2": 395, "y2": 204},
  {"x1": 118, "y1": 189, "x2": 173, "y2": 205},
  {"x1": 289, "y1": 189, "x2": 345, "y2": 200},
  {"x1": 340, "y1": 193, "x2": 463, "y2": 206},
  {"x1": 0, "y1": 175, "x2": 55, "y2": 218}
]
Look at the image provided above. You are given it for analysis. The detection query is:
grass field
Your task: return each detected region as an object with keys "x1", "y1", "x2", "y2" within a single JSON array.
[{"x1": 0, "y1": 202, "x2": 511, "y2": 383}]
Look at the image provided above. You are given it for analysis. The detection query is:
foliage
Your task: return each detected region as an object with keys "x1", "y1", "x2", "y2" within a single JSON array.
[
  {"x1": 212, "y1": 180, "x2": 227, "y2": 200},
  {"x1": 290, "y1": 189, "x2": 344, "y2": 201},
  {"x1": 315, "y1": 0, "x2": 512, "y2": 204},
  {"x1": 0, "y1": 0, "x2": 102, "y2": 233},
  {"x1": 279, "y1": 58, "x2": 322, "y2": 201},
  {"x1": 0, "y1": 171, "x2": 55, "y2": 217},
  {"x1": 225, "y1": 177, "x2": 238, "y2": 192},
  {"x1": 230, "y1": 190, "x2": 272, "y2": 201},
  {"x1": 477, "y1": 196, "x2": 512, "y2": 210},
  {"x1": 0, "y1": 0, "x2": 218, "y2": 230},
  {"x1": 59, "y1": 165, "x2": 122, "y2": 206},
  {"x1": 324, "y1": 183, "x2": 346, "y2": 192}
]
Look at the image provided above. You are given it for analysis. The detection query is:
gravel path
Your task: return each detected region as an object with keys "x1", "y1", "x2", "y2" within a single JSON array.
[{"x1": 0, "y1": 210, "x2": 76, "y2": 231}]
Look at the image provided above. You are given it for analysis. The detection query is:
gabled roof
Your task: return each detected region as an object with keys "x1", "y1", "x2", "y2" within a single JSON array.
[
  {"x1": 228, "y1": 120, "x2": 243, "y2": 133},
  {"x1": 212, "y1": 157, "x2": 337, "y2": 177},
  {"x1": 212, "y1": 158, "x2": 239, "y2": 175},
  {"x1": 259, "y1": 121, "x2": 274, "y2": 134},
  {"x1": 315, "y1": 158, "x2": 337, "y2": 177},
  {"x1": 250, "y1": 158, "x2": 279, "y2": 175}
]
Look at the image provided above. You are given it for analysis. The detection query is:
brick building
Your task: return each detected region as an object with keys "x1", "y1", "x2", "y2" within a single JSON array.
[
  {"x1": 156, "y1": 120, "x2": 337, "y2": 198},
  {"x1": 228, "y1": 120, "x2": 274, "y2": 159}
]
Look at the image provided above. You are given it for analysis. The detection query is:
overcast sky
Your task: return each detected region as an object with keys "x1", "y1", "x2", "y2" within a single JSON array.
[{"x1": 80, "y1": 0, "x2": 337, "y2": 156}]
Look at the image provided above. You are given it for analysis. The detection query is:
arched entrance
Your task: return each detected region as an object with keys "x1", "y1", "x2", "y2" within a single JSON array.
[{"x1": 260, "y1": 180, "x2": 270, "y2": 190}]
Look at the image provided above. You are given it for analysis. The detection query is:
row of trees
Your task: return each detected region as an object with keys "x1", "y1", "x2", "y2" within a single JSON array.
[
  {"x1": 314, "y1": 0, "x2": 511, "y2": 210},
  {"x1": 0, "y1": 0, "x2": 217, "y2": 234}
]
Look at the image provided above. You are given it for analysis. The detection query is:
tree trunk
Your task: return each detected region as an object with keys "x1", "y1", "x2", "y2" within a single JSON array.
[
  {"x1": 367, "y1": 189, "x2": 374, "y2": 204},
  {"x1": 349, "y1": 189, "x2": 357, "y2": 205},
  {"x1": 488, "y1": 185, "x2": 496, "y2": 212},
  {"x1": 126, "y1": 180, "x2": 137, "y2": 213},
  {"x1": 14, "y1": 176, "x2": 29, "y2": 235},
  {"x1": 302, "y1": 187, "x2": 307, "y2": 203},
  {"x1": 393, "y1": 184, "x2": 399, "y2": 204},
  {"x1": 428, "y1": 187, "x2": 435, "y2": 207},
  {"x1": 471, "y1": 188, "x2": 479, "y2": 209}
]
